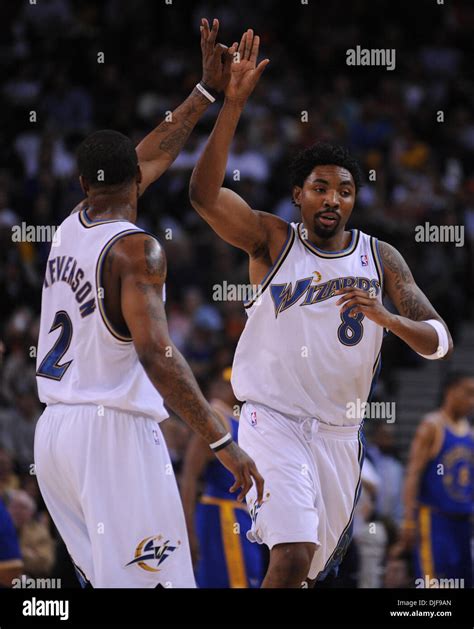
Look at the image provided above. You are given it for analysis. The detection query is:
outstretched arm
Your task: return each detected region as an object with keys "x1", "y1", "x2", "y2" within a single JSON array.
[
  {"x1": 335, "y1": 241, "x2": 453, "y2": 358},
  {"x1": 137, "y1": 18, "x2": 232, "y2": 195},
  {"x1": 189, "y1": 29, "x2": 281, "y2": 255}
]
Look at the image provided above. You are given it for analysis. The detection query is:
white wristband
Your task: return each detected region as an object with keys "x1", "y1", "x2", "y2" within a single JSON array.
[
  {"x1": 417, "y1": 319, "x2": 449, "y2": 360},
  {"x1": 209, "y1": 432, "x2": 232, "y2": 451},
  {"x1": 196, "y1": 82, "x2": 216, "y2": 103}
]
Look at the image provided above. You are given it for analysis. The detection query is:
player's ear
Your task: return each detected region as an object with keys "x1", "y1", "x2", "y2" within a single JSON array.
[
  {"x1": 79, "y1": 175, "x2": 89, "y2": 195},
  {"x1": 292, "y1": 185, "x2": 302, "y2": 207}
]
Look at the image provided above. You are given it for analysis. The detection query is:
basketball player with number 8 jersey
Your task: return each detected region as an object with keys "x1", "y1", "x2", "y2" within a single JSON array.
[{"x1": 189, "y1": 29, "x2": 454, "y2": 587}]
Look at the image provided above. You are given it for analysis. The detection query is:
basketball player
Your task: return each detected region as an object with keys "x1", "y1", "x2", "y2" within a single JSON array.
[
  {"x1": 181, "y1": 368, "x2": 264, "y2": 588},
  {"x1": 34, "y1": 20, "x2": 263, "y2": 588},
  {"x1": 402, "y1": 372, "x2": 474, "y2": 587},
  {"x1": 189, "y1": 29, "x2": 454, "y2": 587}
]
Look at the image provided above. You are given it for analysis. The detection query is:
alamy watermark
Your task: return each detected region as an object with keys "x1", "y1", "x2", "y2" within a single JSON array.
[
  {"x1": 11, "y1": 223, "x2": 60, "y2": 246},
  {"x1": 12, "y1": 576, "x2": 62, "y2": 589},
  {"x1": 346, "y1": 46, "x2": 396, "y2": 71},
  {"x1": 346, "y1": 399, "x2": 396, "y2": 423},
  {"x1": 415, "y1": 222, "x2": 464, "y2": 247},
  {"x1": 212, "y1": 281, "x2": 262, "y2": 304},
  {"x1": 415, "y1": 575, "x2": 464, "y2": 589}
]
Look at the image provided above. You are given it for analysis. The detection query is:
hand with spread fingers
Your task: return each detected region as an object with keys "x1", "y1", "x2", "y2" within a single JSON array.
[
  {"x1": 200, "y1": 18, "x2": 233, "y2": 93},
  {"x1": 335, "y1": 286, "x2": 394, "y2": 328},
  {"x1": 225, "y1": 29, "x2": 270, "y2": 105}
]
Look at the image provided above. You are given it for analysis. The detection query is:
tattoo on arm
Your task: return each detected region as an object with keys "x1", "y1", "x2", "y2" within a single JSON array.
[
  {"x1": 135, "y1": 238, "x2": 167, "y2": 322},
  {"x1": 379, "y1": 241, "x2": 436, "y2": 321},
  {"x1": 151, "y1": 347, "x2": 222, "y2": 442},
  {"x1": 151, "y1": 90, "x2": 205, "y2": 161},
  {"x1": 144, "y1": 238, "x2": 166, "y2": 276},
  {"x1": 134, "y1": 238, "x2": 222, "y2": 441}
]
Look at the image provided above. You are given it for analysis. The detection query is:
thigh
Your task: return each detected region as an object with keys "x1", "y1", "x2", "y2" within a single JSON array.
[
  {"x1": 308, "y1": 430, "x2": 363, "y2": 581},
  {"x1": 80, "y1": 411, "x2": 195, "y2": 588},
  {"x1": 238, "y1": 403, "x2": 320, "y2": 550},
  {"x1": 34, "y1": 406, "x2": 95, "y2": 585}
]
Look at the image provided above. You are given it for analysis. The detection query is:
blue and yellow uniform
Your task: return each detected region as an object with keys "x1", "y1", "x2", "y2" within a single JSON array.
[
  {"x1": 415, "y1": 425, "x2": 474, "y2": 586},
  {"x1": 195, "y1": 414, "x2": 264, "y2": 588},
  {"x1": 0, "y1": 497, "x2": 22, "y2": 587}
]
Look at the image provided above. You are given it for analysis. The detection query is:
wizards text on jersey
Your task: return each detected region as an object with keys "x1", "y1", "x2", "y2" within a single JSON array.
[{"x1": 270, "y1": 275, "x2": 381, "y2": 318}]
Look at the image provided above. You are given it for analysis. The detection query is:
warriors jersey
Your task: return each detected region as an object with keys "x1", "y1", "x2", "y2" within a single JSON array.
[
  {"x1": 418, "y1": 425, "x2": 474, "y2": 514},
  {"x1": 36, "y1": 208, "x2": 167, "y2": 422},
  {"x1": 231, "y1": 222, "x2": 384, "y2": 426}
]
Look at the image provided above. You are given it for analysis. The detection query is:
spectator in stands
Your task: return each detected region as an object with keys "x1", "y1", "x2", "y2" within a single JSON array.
[{"x1": 6, "y1": 490, "x2": 55, "y2": 578}]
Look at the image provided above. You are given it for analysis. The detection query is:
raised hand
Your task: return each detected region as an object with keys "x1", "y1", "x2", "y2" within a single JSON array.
[
  {"x1": 200, "y1": 18, "x2": 232, "y2": 93},
  {"x1": 225, "y1": 29, "x2": 270, "y2": 105}
]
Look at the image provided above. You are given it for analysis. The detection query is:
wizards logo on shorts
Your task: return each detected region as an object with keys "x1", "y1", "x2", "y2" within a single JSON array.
[
  {"x1": 248, "y1": 492, "x2": 271, "y2": 525},
  {"x1": 126, "y1": 535, "x2": 180, "y2": 573}
]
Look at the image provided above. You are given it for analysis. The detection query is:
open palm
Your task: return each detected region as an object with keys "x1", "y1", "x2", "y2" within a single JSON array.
[{"x1": 225, "y1": 29, "x2": 269, "y2": 104}]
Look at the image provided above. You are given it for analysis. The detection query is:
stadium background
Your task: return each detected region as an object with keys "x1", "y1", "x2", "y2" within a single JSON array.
[{"x1": 0, "y1": 0, "x2": 472, "y2": 587}]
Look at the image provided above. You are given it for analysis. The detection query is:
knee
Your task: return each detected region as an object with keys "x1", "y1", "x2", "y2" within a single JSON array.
[{"x1": 267, "y1": 542, "x2": 316, "y2": 586}]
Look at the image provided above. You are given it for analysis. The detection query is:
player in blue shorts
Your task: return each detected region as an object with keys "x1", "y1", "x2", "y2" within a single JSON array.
[
  {"x1": 403, "y1": 372, "x2": 474, "y2": 587},
  {"x1": 181, "y1": 369, "x2": 264, "y2": 588}
]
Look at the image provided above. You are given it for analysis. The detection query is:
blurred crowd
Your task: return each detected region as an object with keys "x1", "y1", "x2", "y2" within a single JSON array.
[{"x1": 0, "y1": 0, "x2": 473, "y2": 587}]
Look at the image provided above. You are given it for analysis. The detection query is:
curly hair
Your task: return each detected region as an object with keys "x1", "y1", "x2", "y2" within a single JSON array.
[{"x1": 289, "y1": 142, "x2": 364, "y2": 203}]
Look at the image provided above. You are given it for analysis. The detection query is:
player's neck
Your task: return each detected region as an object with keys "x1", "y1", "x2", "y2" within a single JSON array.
[
  {"x1": 86, "y1": 193, "x2": 137, "y2": 224},
  {"x1": 440, "y1": 405, "x2": 466, "y2": 426},
  {"x1": 303, "y1": 226, "x2": 352, "y2": 252}
]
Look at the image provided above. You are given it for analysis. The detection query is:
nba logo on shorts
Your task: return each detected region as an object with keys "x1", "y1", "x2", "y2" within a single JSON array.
[
  {"x1": 250, "y1": 411, "x2": 258, "y2": 426},
  {"x1": 152, "y1": 429, "x2": 160, "y2": 445},
  {"x1": 360, "y1": 254, "x2": 368, "y2": 267}
]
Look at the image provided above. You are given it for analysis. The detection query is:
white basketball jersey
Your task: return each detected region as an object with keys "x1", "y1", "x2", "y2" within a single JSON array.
[
  {"x1": 36, "y1": 208, "x2": 167, "y2": 422},
  {"x1": 231, "y1": 222, "x2": 384, "y2": 426}
]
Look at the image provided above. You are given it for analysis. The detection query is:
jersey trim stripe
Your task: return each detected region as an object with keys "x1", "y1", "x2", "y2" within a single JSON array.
[
  {"x1": 79, "y1": 208, "x2": 130, "y2": 229},
  {"x1": 316, "y1": 424, "x2": 364, "y2": 580},
  {"x1": 419, "y1": 505, "x2": 435, "y2": 578},
  {"x1": 367, "y1": 350, "x2": 382, "y2": 402},
  {"x1": 96, "y1": 229, "x2": 144, "y2": 343},
  {"x1": 370, "y1": 237, "x2": 384, "y2": 293},
  {"x1": 243, "y1": 223, "x2": 295, "y2": 309},
  {"x1": 298, "y1": 223, "x2": 359, "y2": 258}
]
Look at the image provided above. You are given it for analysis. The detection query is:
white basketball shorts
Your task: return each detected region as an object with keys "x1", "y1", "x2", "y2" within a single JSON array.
[
  {"x1": 34, "y1": 403, "x2": 195, "y2": 588},
  {"x1": 238, "y1": 401, "x2": 364, "y2": 581}
]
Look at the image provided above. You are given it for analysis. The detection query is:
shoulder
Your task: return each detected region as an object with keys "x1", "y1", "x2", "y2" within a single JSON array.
[
  {"x1": 257, "y1": 213, "x2": 294, "y2": 260},
  {"x1": 108, "y1": 232, "x2": 166, "y2": 278},
  {"x1": 377, "y1": 241, "x2": 411, "y2": 275},
  {"x1": 418, "y1": 412, "x2": 443, "y2": 439}
]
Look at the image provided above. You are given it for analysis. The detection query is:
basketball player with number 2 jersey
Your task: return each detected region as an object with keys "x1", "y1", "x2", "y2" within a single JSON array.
[
  {"x1": 34, "y1": 20, "x2": 264, "y2": 588},
  {"x1": 189, "y1": 29, "x2": 453, "y2": 587}
]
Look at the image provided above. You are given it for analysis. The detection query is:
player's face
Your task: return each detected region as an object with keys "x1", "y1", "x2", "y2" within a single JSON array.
[{"x1": 294, "y1": 165, "x2": 356, "y2": 240}]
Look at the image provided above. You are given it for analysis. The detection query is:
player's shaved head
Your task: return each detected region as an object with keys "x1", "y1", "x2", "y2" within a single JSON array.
[{"x1": 77, "y1": 129, "x2": 139, "y2": 189}]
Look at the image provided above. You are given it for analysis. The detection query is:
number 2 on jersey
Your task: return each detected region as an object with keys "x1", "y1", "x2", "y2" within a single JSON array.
[{"x1": 37, "y1": 311, "x2": 73, "y2": 380}]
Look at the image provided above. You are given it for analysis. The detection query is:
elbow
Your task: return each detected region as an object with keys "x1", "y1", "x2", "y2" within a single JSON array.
[
  {"x1": 188, "y1": 178, "x2": 203, "y2": 210},
  {"x1": 441, "y1": 320, "x2": 454, "y2": 360},
  {"x1": 188, "y1": 178, "x2": 214, "y2": 216},
  {"x1": 136, "y1": 342, "x2": 170, "y2": 374},
  {"x1": 445, "y1": 333, "x2": 454, "y2": 360}
]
